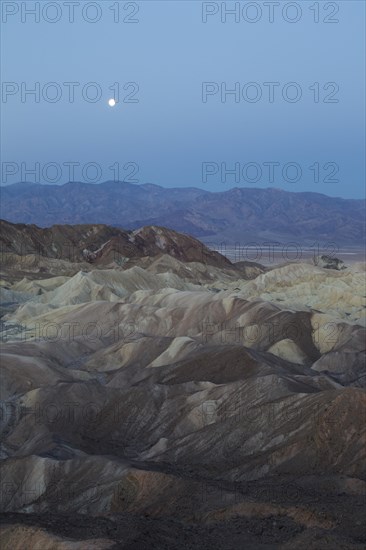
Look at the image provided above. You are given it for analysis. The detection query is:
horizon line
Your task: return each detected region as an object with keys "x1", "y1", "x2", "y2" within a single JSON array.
[{"x1": 1, "y1": 180, "x2": 365, "y2": 201}]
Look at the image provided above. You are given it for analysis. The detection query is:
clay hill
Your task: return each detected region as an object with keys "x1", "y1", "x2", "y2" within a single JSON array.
[
  {"x1": 1, "y1": 181, "x2": 365, "y2": 245},
  {"x1": 0, "y1": 220, "x2": 365, "y2": 549}
]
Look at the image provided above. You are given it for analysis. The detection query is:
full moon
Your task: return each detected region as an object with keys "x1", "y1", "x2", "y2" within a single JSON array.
[{"x1": 108, "y1": 98, "x2": 116, "y2": 107}]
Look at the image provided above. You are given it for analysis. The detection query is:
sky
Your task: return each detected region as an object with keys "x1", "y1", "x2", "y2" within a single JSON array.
[{"x1": 1, "y1": 0, "x2": 365, "y2": 198}]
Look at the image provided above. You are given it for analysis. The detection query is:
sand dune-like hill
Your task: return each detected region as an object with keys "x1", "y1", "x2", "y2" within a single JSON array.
[{"x1": 1, "y1": 222, "x2": 365, "y2": 549}]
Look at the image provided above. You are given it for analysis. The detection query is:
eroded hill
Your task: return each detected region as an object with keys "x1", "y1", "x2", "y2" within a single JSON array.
[{"x1": 0, "y1": 222, "x2": 365, "y2": 549}]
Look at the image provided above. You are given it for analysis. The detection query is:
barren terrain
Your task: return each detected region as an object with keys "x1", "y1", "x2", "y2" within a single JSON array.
[{"x1": 0, "y1": 221, "x2": 365, "y2": 549}]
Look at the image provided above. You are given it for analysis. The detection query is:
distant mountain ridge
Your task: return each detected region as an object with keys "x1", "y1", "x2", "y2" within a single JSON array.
[{"x1": 1, "y1": 181, "x2": 365, "y2": 245}]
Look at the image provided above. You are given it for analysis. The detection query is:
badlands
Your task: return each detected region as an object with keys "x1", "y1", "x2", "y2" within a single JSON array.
[{"x1": 0, "y1": 220, "x2": 365, "y2": 549}]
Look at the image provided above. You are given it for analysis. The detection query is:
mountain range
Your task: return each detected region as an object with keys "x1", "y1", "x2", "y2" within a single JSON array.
[{"x1": 1, "y1": 182, "x2": 365, "y2": 246}]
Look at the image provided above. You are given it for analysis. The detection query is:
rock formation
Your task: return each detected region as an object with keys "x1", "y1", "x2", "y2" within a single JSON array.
[{"x1": 0, "y1": 221, "x2": 365, "y2": 549}]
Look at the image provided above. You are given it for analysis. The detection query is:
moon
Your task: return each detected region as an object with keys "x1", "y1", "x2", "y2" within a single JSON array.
[{"x1": 108, "y1": 98, "x2": 116, "y2": 107}]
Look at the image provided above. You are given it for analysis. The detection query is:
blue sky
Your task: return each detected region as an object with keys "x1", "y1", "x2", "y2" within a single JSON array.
[{"x1": 1, "y1": 0, "x2": 365, "y2": 198}]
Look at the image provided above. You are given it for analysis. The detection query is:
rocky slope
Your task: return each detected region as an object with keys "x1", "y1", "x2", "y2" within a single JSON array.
[
  {"x1": 0, "y1": 222, "x2": 365, "y2": 549},
  {"x1": 0, "y1": 219, "x2": 232, "y2": 269}
]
